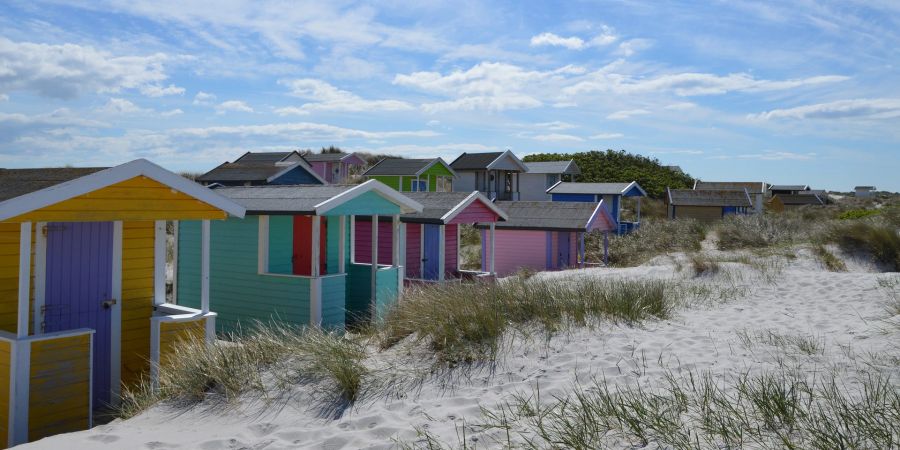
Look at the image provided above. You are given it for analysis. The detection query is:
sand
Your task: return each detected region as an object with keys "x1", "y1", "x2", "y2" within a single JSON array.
[{"x1": 22, "y1": 247, "x2": 900, "y2": 449}]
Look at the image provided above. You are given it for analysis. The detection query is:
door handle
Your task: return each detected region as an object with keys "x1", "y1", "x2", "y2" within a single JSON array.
[{"x1": 102, "y1": 299, "x2": 117, "y2": 309}]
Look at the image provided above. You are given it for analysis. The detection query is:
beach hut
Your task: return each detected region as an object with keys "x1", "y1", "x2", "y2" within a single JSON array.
[
  {"x1": 854, "y1": 186, "x2": 876, "y2": 198},
  {"x1": 666, "y1": 188, "x2": 752, "y2": 221},
  {"x1": 450, "y1": 150, "x2": 529, "y2": 201},
  {"x1": 197, "y1": 151, "x2": 325, "y2": 186},
  {"x1": 353, "y1": 191, "x2": 508, "y2": 282},
  {"x1": 175, "y1": 181, "x2": 422, "y2": 331},
  {"x1": 0, "y1": 160, "x2": 244, "y2": 447},
  {"x1": 693, "y1": 181, "x2": 768, "y2": 214},
  {"x1": 363, "y1": 158, "x2": 456, "y2": 192},
  {"x1": 546, "y1": 182, "x2": 647, "y2": 234},
  {"x1": 767, "y1": 194, "x2": 825, "y2": 212},
  {"x1": 768, "y1": 184, "x2": 810, "y2": 197},
  {"x1": 519, "y1": 160, "x2": 580, "y2": 200},
  {"x1": 476, "y1": 201, "x2": 616, "y2": 277},
  {"x1": 303, "y1": 151, "x2": 367, "y2": 184}
]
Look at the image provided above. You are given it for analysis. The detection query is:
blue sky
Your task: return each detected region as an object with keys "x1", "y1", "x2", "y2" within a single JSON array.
[{"x1": 0, "y1": 1, "x2": 898, "y2": 191}]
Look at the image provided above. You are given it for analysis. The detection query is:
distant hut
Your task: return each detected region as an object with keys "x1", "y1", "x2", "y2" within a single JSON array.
[
  {"x1": 693, "y1": 181, "x2": 768, "y2": 214},
  {"x1": 302, "y1": 151, "x2": 368, "y2": 184},
  {"x1": 362, "y1": 157, "x2": 456, "y2": 192},
  {"x1": 197, "y1": 151, "x2": 325, "y2": 186},
  {"x1": 546, "y1": 182, "x2": 647, "y2": 234},
  {"x1": 519, "y1": 160, "x2": 580, "y2": 200},
  {"x1": 767, "y1": 194, "x2": 825, "y2": 212},
  {"x1": 854, "y1": 186, "x2": 876, "y2": 198},
  {"x1": 476, "y1": 201, "x2": 617, "y2": 277},
  {"x1": 666, "y1": 188, "x2": 752, "y2": 222},
  {"x1": 768, "y1": 184, "x2": 810, "y2": 197}
]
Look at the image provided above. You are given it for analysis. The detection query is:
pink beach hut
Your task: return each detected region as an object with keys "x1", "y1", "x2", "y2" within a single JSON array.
[
  {"x1": 303, "y1": 152, "x2": 367, "y2": 184},
  {"x1": 477, "y1": 201, "x2": 616, "y2": 277}
]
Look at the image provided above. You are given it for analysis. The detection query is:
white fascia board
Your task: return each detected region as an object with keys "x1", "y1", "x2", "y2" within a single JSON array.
[
  {"x1": 314, "y1": 179, "x2": 423, "y2": 215},
  {"x1": 266, "y1": 161, "x2": 327, "y2": 184},
  {"x1": 416, "y1": 158, "x2": 458, "y2": 178},
  {"x1": 440, "y1": 191, "x2": 508, "y2": 223},
  {"x1": 622, "y1": 181, "x2": 648, "y2": 197},
  {"x1": 545, "y1": 180, "x2": 563, "y2": 194},
  {"x1": 486, "y1": 150, "x2": 529, "y2": 172},
  {"x1": 0, "y1": 158, "x2": 246, "y2": 221},
  {"x1": 586, "y1": 199, "x2": 616, "y2": 231}
]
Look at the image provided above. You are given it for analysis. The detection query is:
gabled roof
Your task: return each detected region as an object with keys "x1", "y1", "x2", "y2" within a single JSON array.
[
  {"x1": 667, "y1": 188, "x2": 752, "y2": 207},
  {"x1": 450, "y1": 150, "x2": 529, "y2": 172},
  {"x1": 212, "y1": 180, "x2": 422, "y2": 215},
  {"x1": 694, "y1": 181, "x2": 767, "y2": 194},
  {"x1": 546, "y1": 181, "x2": 647, "y2": 197},
  {"x1": 854, "y1": 186, "x2": 876, "y2": 190},
  {"x1": 769, "y1": 184, "x2": 810, "y2": 191},
  {"x1": 773, "y1": 194, "x2": 824, "y2": 206},
  {"x1": 0, "y1": 167, "x2": 107, "y2": 201},
  {"x1": 0, "y1": 159, "x2": 246, "y2": 221},
  {"x1": 302, "y1": 151, "x2": 366, "y2": 165},
  {"x1": 524, "y1": 160, "x2": 581, "y2": 175},
  {"x1": 398, "y1": 191, "x2": 507, "y2": 224},
  {"x1": 197, "y1": 152, "x2": 325, "y2": 184},
  {"x1": 477, "y1": 201, "x2": 615, "y2": 232},
  {"x1": 363, "y1": 158, "x2": 457, "y2": 178}
]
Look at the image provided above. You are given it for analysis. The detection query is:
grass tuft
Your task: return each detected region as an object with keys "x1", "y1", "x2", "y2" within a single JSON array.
[
  {"x1": 812, "y1": 244, "x2": 847, "y2": 272},
  {"x1": 593, "y1": 218, "x2": 707, "y2": 267}
]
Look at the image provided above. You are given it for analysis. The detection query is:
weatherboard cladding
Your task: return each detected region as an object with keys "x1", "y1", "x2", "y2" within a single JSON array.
[
  {"x1": 450, "y1": 152, "x2": 504, "y2": 170},
  {"x1": 0, "y1": 167, "x2": 107, "y2": 201},
  {"x1": 524, "y1": 161, "x2": 580, "y2": 175},
  {"x1": 396, "y1": 192, "x2": 489, "y2": 223},
  {"x1": 547, "y1": 182, "x2": 634, "y2": 195},
  {"x1": 668, "y1": 189, "x2": 752, "y2": 207}
]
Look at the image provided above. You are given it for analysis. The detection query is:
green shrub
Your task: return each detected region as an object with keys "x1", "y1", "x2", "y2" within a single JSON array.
[
  {"x1": 591, "y1": 218, "x2": 707, "y2": 267},
  {"x1": 838, "y1": 209, "x2": 881, "y2": 220},
  {"x1": 826, "y1": 221, "x2": 900, "y2": 271}
]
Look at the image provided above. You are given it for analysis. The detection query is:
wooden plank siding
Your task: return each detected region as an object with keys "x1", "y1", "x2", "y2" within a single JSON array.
[
  {"x1": 158, "y1": 319, "x2": 204, "y2": 367},
  {"x1": 446, "y1": 200, "x2": 499, "y2": 224},
  {"x1": 320, "y1": 276, "x2": 346, "y2": 329},
  {"x1": 0, "y1": 340, "x2": 10, "y2": 446},
  {"x1": 0, "y1": 223, "x2": 22, "y2": 333},
  {"x1": 121, "y1": 221, "x2": 154, "y2": 389},
  {"x1": 9, "y1": 176, "x2": 227, "y2": 223},
  {"x1": 405, "y1": 224, "x2": 421, "y2": 279},
  {"x1": 345, "y1": 264, "x2": 372, "y2": 325},
  {"x1": 28, "y1": 333, "x2": 91, "y2": 442},
  {"x1": 672, "y1": 205, "x2": 723, "y2": 222},
  {"x1": 374, "y1": 267, "x2": 399, "y2": 321},
  {"x1": 178, "y1": 218, "x2": 311, "y2": 333},
  {"x1": 445, "y1": 224, "x2": 458, "y2": 274},
  {"x1": 353, "y1": 220, "x2": 394, "y2": 266},
  {"x1": 485, "y1": 230, "x2": 548, "y2": 277}
]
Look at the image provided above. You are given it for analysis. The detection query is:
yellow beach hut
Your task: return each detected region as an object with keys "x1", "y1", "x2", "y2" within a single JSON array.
[{"x1": 0, "y1": 159, "x2": 244, "y2": 448}]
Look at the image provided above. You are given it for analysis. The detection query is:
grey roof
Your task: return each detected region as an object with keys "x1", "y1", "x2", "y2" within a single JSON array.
[
  {"x1": 524, "y1": 160, "x2": 580, "y2": 175},
  {"x1": 234, "y1": 151, "x2": 295, "y2": 163},
  {"x1": 478, "y1": 201, "x2": 598, "y2": 231},
  {"x1": 547, "y1": 182, "x2": 642, "y2": 196},
  {"x1": 302, "y1": 152, "x2": 352, "y2": 162},
  {"x1": 399, "y1": 192, "x2": 474, "y2": 222},
  {"x1": 450, "y1": 152, "x2": 503, "y2": 170},
  {"x1": 198, "y1": 151, "x2": 314, "y2": 183},
  {"x1": 773, "y1": 194, "x2": 824, "y2": 205},
  {"x1": 854, "y1": 186, "x2": 876, "y2": 190},
  {"x1": 769, "y1": 184, "x2": 809, "y2": 191},
  {"x1": 694, "y1": 181, "x2": 767, "y2": 194},
  {"x1": 667, "y1": 189, "x2": 752, "y2": 207},
  {"x1": 213, "y1": 185, "x2": 358, "y2": 214},
  {"x1": 364, "y1": 158, "x2": 444, "y2": 176},
  {"x1": 0, "y1": 167, "x2": 107, "y2": 201}
]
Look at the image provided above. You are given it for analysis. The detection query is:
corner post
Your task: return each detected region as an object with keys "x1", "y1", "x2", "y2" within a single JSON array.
[
  {"x1": 370, "y1": 215, "x2": 378, "y2": 317},
  {"x1": 153, "y1": 220, "x2": 166, "y2": 306},
  {"x1": 33, "y1": 222, "x2": 47, "y2": 335},
  {"x1": 200, "y1": 220, "x2": 210, "y2": 314},
  {"x1": 310, "y1": 216, "x2": 322, "y2": 326},
  {"x1": 603, "y1": 231, "x2": 609, "y2": 266},
  {"x1": 438, "y1": 224, "x2": 446, "y2": 282},
  {"x1": 489, "y1": 222, "x2": 496, "y2": 275},
  {"x1": 17, "y1": 222, "x2": 31, "y2": 338},
  {"x1": 338, "y1": 216, "x2": 346, "y2": 273}
]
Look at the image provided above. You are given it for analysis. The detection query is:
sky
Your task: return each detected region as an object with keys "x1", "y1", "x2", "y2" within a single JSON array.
[{"x1": 0, "y1": 1, "x2": 898, "y2": 192}]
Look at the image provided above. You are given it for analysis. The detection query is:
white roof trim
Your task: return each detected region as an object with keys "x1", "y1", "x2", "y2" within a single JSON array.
[
  {"x1": 622, "y1": 181, "x2": 648, "y2": 197},
  {"x1": 545, "y1": 180, "x2": 563, "y2": 194},
  {"x1": 486, "y1": 150, "x2": 530, "y2": 172},
  {"x1": 0, "y1": 158, "x2": 246, "y2": 221},
  {"x1": 416, "y1": 158, "x2": 458, "y2": 178},
  {"x1": 314, "y1": 179, "x2": 423, "y2": 215},
  {"x1": 439, "y1": 191, "x2": 508, "y2": 223},
  {"x1": 266, "y1": 161, "x2": 327, "y2": 184},
  {"x1": 586, "y1": 200, "x2": 616, "y2": 231}
]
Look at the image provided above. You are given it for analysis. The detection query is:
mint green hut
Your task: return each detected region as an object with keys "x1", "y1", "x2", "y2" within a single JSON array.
[
  {"x1": 363, "y1": 158, "x2": 457, "y2": 193},
  {"x1": 175, "y1": 181, "x2": 422, "y2": 331}
]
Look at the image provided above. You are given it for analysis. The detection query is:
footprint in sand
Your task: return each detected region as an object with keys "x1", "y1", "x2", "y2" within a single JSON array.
[
  {"x1": 144, "y1": 442, "x2": 179, "y2": 449},
  {"x1": 248, "y1": 422, "x2": 279, "y2": 437},
  {"x1": 88, "y1": 434, "x2": 120, "y2": 443}
]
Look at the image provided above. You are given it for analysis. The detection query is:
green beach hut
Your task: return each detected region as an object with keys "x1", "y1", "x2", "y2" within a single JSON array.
[
  {"x1": 363, "y1": 157, "x2": 456, "y2": 193},
  {"x1": 175, "y1": 180, "x2": 422, "y2": 332}
]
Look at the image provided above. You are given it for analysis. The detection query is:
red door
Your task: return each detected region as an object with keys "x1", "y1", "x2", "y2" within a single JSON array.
[{"x1": 292, "y1": 216, "x2": 327, "y2": 275}]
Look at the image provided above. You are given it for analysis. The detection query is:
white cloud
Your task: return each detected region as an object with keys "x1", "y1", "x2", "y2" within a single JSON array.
[
  {"x1": 273, "y1": 106, "x2": 309, "y2": 116},
  {"x1": 0, "y1": 37, "x2": 170, "y2": 99},
  {"x1": 140, "y1": 83, "x2": 185, "y2": 97},
  {"x1": 590, "y1": 132, "x2": 624, "y2": 139},
  {"x1": 0, "y1": 109, "x2": 106, "y2": 129},
  {"x1": 279, "y1": 78, "x2": 412, "y2": 113},
  {"x1": 97, "y1": 98, "x2": 150, "y2": 115},
  {"x1": 174, "y1": 122, "x2": 439, "y2": 140},
  {"x1": 421, "y1": 95, "x2": 541, "y2": 113},
  {"x1": 426, "y1": 120, "x2": 440, "y2": 126},
  {"x1": 369, "y1": 143, "x2": 499, "y2": 159},
  {"x1": 535, "y1": 121, "x2": 576, "y2": 130},
  {"x1": 530, "y1": 32, "x2": 585, "y2": 50},
  {"x1": 665, "y1": 102, "x2": 697, "y2": 110},
  {"x1": 193, "y1": 91, "x2": 216, "y2": 105},
  {"x1": 0, "y1": 94, "x2": 7, "y2": 101},
  {"x1": 161, "y1": 108, "x2": 184, "y2": 117},
  {"x1": 532, "y1": 133, "x2": 584, "y2": 142},
  {"x1": 749, "y1": 98, "x2": 900, "y2": 120},
  {"x1": 735, "y1": 151, "x2": 817, "y2": 160},
  {"x1": 589, "y1": 26, "x2": 618, "y2": 46},
  {"x1": 566, "y1": 71, "x2": 848, "y2": 97},
  {"x1": 215, "y1": 100, "x2": 254, "y2": 114},
  {"x1": 614, "y1": 38, "x2": 653, "y2": 57},
  {"x1": 607, "y1": 109, "x2": 651, "y2": 120}
]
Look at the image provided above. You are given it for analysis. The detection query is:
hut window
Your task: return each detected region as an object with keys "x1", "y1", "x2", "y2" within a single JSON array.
[{"x1": 545, "y1": 174, "x2": 559, "y2": 189}]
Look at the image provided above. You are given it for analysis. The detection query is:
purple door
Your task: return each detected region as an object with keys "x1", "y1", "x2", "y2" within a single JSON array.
[
  {"x1": 422, "y1": 224, "x2": 441, "y2": 280},
  {"x1": 558, "y1": 232, "x2": 571, "y2": 269},
  {"x1": 44, "y1": 222, "x2": 113, "y2": 408}
]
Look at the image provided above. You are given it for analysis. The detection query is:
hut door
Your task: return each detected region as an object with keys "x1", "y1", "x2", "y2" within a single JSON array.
[
  {"x1": 43, "y1": 221, "x2": 113, "y2": 408},
  {"x1": 558, "y1": 232, "x2": 571, "y2": 269},
  {"x1": 422, "y1": 224, "x2": 441, "y2": 280},
  {"x1": 293, "y1": 216, "x2": 327, "y2": 276}
]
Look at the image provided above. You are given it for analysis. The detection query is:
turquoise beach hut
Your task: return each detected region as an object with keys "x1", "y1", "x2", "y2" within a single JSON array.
[{"x1": 175, "y1": 180, "x2": 422, "y2": 331}]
